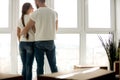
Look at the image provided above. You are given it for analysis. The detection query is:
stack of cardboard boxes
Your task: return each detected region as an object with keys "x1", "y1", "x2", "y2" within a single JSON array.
[
  {"x1": 38, "y1": 67, "x2": 115, "y2": 80},
  {"x1": 0, "y1": 73, "x2": 23, "y2": 80}
]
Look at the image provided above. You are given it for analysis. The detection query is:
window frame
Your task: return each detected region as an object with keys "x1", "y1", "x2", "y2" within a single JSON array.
[{"x1": 11, "y1": 0, "x2": 19, "y2": 73}]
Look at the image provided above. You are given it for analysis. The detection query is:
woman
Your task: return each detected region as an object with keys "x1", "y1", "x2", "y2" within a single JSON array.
[{"x1": 17, "y1": 2, "x2": 35, "y2": 80}]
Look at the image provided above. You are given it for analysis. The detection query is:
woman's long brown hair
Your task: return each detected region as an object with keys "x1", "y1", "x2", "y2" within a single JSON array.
[{"x1": 21, "y1": 3, "x2": 31, "y2": 40}]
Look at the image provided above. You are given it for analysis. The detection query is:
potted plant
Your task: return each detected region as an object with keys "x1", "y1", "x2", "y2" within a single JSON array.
[{"x1": 98, "y1": 32, "x2": 119, "y2": 70}]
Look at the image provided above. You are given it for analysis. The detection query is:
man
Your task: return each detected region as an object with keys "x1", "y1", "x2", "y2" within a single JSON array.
[{"x1": 21, "y1": 0, "x2": 58, "y2": 76}]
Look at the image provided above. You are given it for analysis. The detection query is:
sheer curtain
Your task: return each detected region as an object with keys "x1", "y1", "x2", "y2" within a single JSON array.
[
  {"x1": 0, "y1": 0, "x2": 11, "y2": 73},
  {"x1": 0, "y1": 34, "x2": 11, "y2": 73},
  {"x1": 0, "y1": 0, "x2": 19, "y2": 74},
  {"x1": 116, "y1": 0, "x2": 120, "y2": 77}
]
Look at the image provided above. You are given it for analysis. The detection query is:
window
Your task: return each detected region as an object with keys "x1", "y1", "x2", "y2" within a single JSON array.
[
  {"x1": 54, "y1": 0, "x2": 77, "y2": 28},
  {"x1": 84, "y1": 0, "x2": 114, "y2": 67},
  {"x1": 0, "y1": 0, "x2": 9, "y2": 28},
  {"x1": 16, "y1": 0, "x2": 115, "y2": 75}
]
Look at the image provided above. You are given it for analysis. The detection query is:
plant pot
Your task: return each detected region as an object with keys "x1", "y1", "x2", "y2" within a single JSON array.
[{"x1": 113, "y1": 61, "x2": 120, "y2": 75}]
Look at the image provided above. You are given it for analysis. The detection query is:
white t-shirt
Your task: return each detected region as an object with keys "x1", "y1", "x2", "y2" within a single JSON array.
[
  {"x1": 17, "y1": 15, "x2": 35, "y2": 42},
  {"x1": 30, "y1": 7, "x2": 58, "y2": 41}
]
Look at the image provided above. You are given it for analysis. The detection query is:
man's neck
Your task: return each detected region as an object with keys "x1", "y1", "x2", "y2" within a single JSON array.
[{"x1": 39, "y1": 3, "x2": 47, "y2": 7}]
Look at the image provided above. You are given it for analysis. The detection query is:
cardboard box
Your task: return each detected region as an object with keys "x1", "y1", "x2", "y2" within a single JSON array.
[
  {"x1": 38, "y1": 68, "x2": 115, "y2": 80},
  {"x1": 0, "y1": 73, "x2": 23, "y2": 80},
  {"x1": 74, "y1": 65, "x2": 108, "y2": 70}
]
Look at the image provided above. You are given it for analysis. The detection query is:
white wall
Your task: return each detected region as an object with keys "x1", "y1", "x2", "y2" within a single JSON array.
[
  {"x1": 116, "y1": 0, "x2": 120, "y2": 41},
  {"x1": 116, "y1": 0, "x2": 120, "y2": 77}
]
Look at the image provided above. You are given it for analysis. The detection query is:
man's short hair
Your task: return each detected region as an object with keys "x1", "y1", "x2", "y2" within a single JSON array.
[{"x1": 39, "y1": 0, "x2": 45, "y2": 3}]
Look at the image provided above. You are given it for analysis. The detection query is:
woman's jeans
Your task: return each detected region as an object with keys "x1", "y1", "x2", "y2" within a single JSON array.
[
  {"x1": 19, "y1": 42, "x2": 34, "y2": 80},
  {"x1": 34, "y1": 40, "x2": 58, "y2": 75}
]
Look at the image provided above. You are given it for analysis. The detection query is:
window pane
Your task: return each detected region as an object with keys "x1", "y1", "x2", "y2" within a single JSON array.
[
  {"x1": 55, "y1": 34, "x2": 79, "y2": 71},
  {"x1": 54, "y1": 0, "x2": 77, "y2": 28},
  {"x1": 0, "y1": 34, "x2": 11, "y2": 73},
  {"x1": 88, "y1": 0, "x2": 111, "y2": 28},
  {"x1": 0, "y1": 0, "x2": 9, "y2": 28},
  {"x1": 86, "y1": 34, "x2": 109, "y2": 67}
]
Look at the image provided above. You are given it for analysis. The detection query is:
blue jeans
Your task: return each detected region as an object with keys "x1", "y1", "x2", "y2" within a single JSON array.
[
  {"x1": 34, "y1": 40, "x2": 58, "y2": 75},
  {"x1": 19, "y1": 42, "x2": 34, "y2": 80}
]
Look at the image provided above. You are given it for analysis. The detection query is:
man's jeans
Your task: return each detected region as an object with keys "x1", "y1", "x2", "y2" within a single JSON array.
[
  {"x1": 34, "y1": 40, "x2": 58, "y2": 75},
  {"x1": 19, "y1": 42, "x2": 34, "y2": 80}
]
